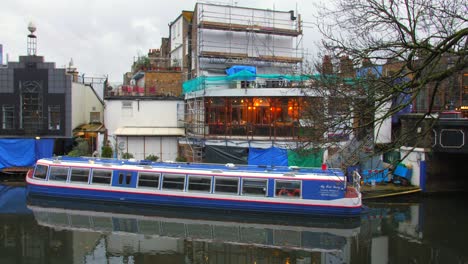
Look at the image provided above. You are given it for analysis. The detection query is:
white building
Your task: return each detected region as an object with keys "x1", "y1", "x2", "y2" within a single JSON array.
[{"x1": 104, "y1": 98, "x2": 184, "y2": 161}]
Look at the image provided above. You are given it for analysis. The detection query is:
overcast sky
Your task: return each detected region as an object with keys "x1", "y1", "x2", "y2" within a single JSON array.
[{"x1": 1, "y1": 0, "x2": 321, "y2": 83}]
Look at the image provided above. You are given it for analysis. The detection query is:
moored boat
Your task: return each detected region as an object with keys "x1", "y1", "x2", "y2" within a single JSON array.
[{"x1": 26, "y1": 156, "x2": 363, "y2": 217}]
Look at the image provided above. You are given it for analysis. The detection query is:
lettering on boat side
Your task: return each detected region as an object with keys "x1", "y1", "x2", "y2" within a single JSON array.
[{"x1": 319, "y1": 184, "x2": 342, "y2": 198}]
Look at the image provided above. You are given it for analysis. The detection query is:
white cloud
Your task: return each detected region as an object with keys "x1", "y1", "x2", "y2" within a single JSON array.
[{"x1": 1, "y1": 0, "x2": 321, "y2": 82}]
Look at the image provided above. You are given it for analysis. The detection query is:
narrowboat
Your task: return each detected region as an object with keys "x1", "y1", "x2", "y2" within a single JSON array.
[{"x1": 26, "y1": 156, "x2": 363, "y2": 217}]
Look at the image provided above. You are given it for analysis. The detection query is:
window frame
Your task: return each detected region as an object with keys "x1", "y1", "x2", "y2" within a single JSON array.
[
  {"x1": 33, "y1": 164, "x2": 48, "y2": 180},
  {"x1": 138, "y1": 172, "x2": 161, "y2": 190},
  {"x1": 69, "y1": 167, "x2": 91, "y2": 184},
  {"x1": 48, "y1": 166, "x2": 69, "y2": 182},
  {"x1": 162, "y1": 173, "x2": 186, "y2": 191},
  {"x1": 241, "y1": 178, "x2": 268, "y2": 197},
  {"x1": 274, "y1": 179, "x2": 302, "y2": 199},
  {"x1": 214, "y1": 176, "x2": 240, "y2": 195},
  {"x1": 187, "y1": 175, "x2": 212, "y2": 193},
  {"x1": 91, "y1": 169, "x2": 113, "y2": 185}
]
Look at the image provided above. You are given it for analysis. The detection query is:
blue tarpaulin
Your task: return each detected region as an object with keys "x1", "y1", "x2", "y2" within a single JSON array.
[
  {"x1": 0, "y1": 139, "x2": 54, "y2": 169},
  {"x1": 226, "y1": 65, "x2": 256, "y2": 76},
  {"x1": 248, "y1": 147, "x2": 288, "y2": 166}
]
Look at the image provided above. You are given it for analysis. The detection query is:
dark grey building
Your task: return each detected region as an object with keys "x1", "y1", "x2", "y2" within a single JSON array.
[{"x1": 0, "y1": 55, "x2": 72, "y2": 138}]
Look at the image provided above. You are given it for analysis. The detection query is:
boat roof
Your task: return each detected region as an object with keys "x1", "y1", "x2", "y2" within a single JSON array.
[{"x1": 38, "y1": 156, "x2": 345, "y2": 178}]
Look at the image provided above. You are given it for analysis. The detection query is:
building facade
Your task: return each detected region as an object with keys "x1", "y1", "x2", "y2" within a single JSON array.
[{"x1": 104, "y1": 98, "x2": 184, "y2": 161}]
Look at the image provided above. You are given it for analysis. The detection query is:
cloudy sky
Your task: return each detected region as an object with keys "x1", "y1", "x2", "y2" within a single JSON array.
[{"x1": 1, "y1": 0, "x2": 321, "y2": 83}]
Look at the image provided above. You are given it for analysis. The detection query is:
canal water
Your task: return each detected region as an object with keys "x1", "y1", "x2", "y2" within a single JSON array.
[{"x1": 0, "y1": 183, "x2": 466, "y2": 264}]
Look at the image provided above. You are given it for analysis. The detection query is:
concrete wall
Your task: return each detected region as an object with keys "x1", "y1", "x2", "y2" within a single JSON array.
[{"x1": 71, "y1": 82, "x2": 104, "y2": 129}]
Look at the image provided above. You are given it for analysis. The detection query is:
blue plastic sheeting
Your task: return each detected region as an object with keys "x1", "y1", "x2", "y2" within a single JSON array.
[
  {"x1": 248, "y1": 147, "x2": 288, "y2": 166},
  {"x1": 35, "y1": 138, "x2": 54, "y2": 159},
  {"x1": 0, "y1": 139, "x2": 54, "y2": 169},
  {"x1": 356, "y1": 65, "x2": 383, "y2": 78},
  {"x1": 394, "y1": 164, "x2": 412, "y2": 179},
  {"x1": 225, "y1": 65, "x2": 256, "y2": 76},
  {"x1": 362, "y1": 169, "x2": 389, "y2": 183},
  {"x1": 0, "y1": 185, "x2": 31, "y2": 214}
]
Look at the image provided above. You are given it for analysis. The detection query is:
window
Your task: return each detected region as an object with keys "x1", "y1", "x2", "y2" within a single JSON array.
[
  {"x1": 188, "y1": 175, "x2": 212, "y2": 192},
  {"x1": 48, "y1": 166, "x2": 68, "y2": 182},
  {"x1": 48, "y1": 105, "x2": 60, "y2": 130},
  {"x1": 2, "y1": 105, "x2": 14, "y2": 129},
  {"x1": 162, "y1": 174, "x2": 185, "y2": 191},
  {"x1": 20, "y1": 80, "x2": 43, "y2": 131},
  {"x1": 122, "y1": 101, "x2": 133, "y2": 117},
  {"x1": 214, "y1": 177, "x2": 239, "y2": 195},
  {"x1": 242, "y1": 178, "x2": 267, "y2": 196},
  {"x1": 275, "y1": 180, "x2": 301, "y2": 198},
  {"x1": 70, "y1": 168, "x2": 90, "y2": 183},
  {"x1": 118, "y1": 172, "x2": 132, "y2": 185},
  {"x1": 138, "y1": 172, "x2": 160, "y2": 189},
  {"x1": 92, "y1": 169, "x2": 112, "y2": 185},
  {"x1": 33, "y1": 165, "x2": 48, "y2": 180},
  {"x1": 90, "y1": 112, "x2": 100, "y2": 123}
]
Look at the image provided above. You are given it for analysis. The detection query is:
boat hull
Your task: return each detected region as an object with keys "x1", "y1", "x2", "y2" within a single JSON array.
[{"x1": 26, "y1": 181, "x2": 362, "y2": 217}]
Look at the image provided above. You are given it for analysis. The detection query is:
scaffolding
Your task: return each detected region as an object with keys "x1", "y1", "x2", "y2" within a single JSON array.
[
  {"x1": 195, "y1": 2, "x2": 304, "y2": 73},
  {"x1": 180, "y1": 2, "x2": 305, "y2": 161}
]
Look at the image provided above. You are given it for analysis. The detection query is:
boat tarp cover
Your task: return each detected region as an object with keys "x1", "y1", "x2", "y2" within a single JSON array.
[
  {"x1": 287, "y1": 149, "x2": 323, "y2": 167},
  {"x1": 248, "y1": 147, "x2": 288, "y2": 166},
  {"x1": 204, "y1": 145, "x2": 248, "y2": 164},
  {"x1": 0, "y1": 139, "x2": 54, "y2": 169}
]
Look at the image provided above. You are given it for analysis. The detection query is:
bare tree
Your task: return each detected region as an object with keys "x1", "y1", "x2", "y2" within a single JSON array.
[{"x1": 303, "y1": 0, "x2": 467, "y2": 168}]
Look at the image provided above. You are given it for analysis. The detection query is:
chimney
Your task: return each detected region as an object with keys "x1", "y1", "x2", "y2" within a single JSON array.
[{"x1": 322, "y1": 55, "x2": 333, "y2": 75}]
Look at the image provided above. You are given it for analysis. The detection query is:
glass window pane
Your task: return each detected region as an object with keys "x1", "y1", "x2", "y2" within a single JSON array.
[
  {"x1": 138, "y1": 172, "x2": 160, "y2": 189},
  {"x1": 242, "y1": 178, "x2": 267, "y2": 196},
  {"x1": 214, "y1": 177, "x2": 239, "y2": 194},
  {"x1": 34, "y1": 165, "x2": 48, "y2": 180},
  {"x1": 162, "y1": 174, "x2": 185, "y2": 191},
  {"x1": 92, "y1": 169, "x2": 112, "y2": 185},
  {"x1": 70, "y1": 168, "x2": 90, "y2": 183},
  {"x1": 188, "y1": 175, "x2": 212, "y2": 192},
  {"x1": 275, "y1": 180, "x2": 301, "y2": 198},
  {"x1": 48, "y1": 166, "x2": 68, "y2": 182}
]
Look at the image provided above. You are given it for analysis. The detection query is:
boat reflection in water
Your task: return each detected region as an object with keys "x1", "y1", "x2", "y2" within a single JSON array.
[{"x1": 27, "y1": 197, "x2": 361, "y2": 263}]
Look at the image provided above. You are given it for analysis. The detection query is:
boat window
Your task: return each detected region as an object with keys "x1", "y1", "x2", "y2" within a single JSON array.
[
  {"x1": 188, "y1": 175, "x2": 212, "y2": 192},
  {"x1": 126, "y1": 173, "x2": 131, "y2": 185},
  {"x1": 275, "y1": 180, "x2": 301, "y2": 198},
  {"x1": 214, "y1": 177, "x2": 239, "y2": 195},
  {"x1": 33, "y1": 165, "x2": 48, "y2": 180},
  {"x1": 119, "y1": 173, "x2": 124, "y2": 184},
  {"x1": 70, "y1": 168, "x2": 90, "y2": 184},
  {"x1": 162, "y1": 174, "x2": 185, "y2": 191},
  {"x1": 242, "y1": 178, "x2": 267, "y2": 196},
  {"x1": 91, "y1": 169, "x2": 112, "y2": 185},
  {"x1": 48, "y1": 166, "x2": 69, "y2": 182},
  {"x1": 138, "y1": 172, "x2": 160, "y2": 189}
]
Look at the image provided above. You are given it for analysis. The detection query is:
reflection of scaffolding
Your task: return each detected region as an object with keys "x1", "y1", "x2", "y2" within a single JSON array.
[{"x1": 196, "y1": 3, "x2": 303, "y2": 70}]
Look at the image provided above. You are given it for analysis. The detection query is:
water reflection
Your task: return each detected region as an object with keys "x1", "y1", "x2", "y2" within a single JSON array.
[
  {"x1": 363, "y1": 196, "x2": 468, "y2": 264},
  {"x1": 1, "y1": 183, "x2": 467, "y2": 263},
  {"x1": 26, "y1": 196, "x2": 361, "y2": 264}
]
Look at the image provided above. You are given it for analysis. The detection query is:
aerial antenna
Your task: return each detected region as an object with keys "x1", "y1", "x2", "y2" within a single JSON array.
[{"x1": 27, "y1": 22, "x2": 37, "y2": 56}]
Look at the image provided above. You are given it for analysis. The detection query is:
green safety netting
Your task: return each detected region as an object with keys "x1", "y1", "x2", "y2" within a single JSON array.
[
  {"x1": 182, "y1": 71, "x2": 357, "y2": 94},
  {"x1": 287, "y1": 148, "x2": 324, "y2": 167},
  {"x1": 183, "y1": 70, "x2": 315, "y2": 94}
]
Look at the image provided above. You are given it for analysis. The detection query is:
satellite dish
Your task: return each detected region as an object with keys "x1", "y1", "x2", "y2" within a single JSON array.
[{"x1": 118, "y1": 141, "x2": 125, "y2": 151}]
